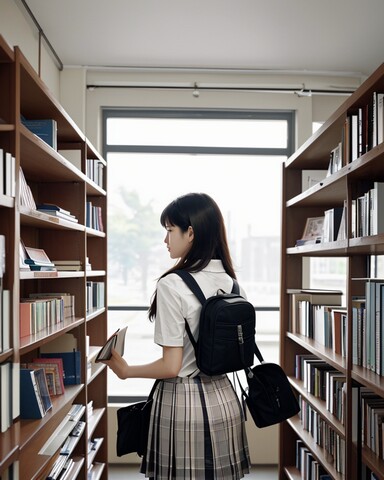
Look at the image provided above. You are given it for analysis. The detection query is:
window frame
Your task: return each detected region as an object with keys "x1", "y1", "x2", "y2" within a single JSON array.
[{"x1": 103, "y1": 107, "x2": 295, "y2": 402}]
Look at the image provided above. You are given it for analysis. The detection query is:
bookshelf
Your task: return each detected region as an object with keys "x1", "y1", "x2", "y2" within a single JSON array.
[
  {"x1": 0, "y1": 35, "x2": 108, "y2": 479},
  {"x1": 280, "y1": 63, "x2": 384, "y2": 480}
]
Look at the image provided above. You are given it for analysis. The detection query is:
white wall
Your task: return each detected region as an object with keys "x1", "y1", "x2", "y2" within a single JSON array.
[{"x1": 0, "y1": 0, "x2": 364, "y2": 467}]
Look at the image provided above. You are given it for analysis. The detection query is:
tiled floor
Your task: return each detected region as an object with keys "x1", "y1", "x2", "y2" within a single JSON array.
[{"x1": 108, "y1": 463, "x2": 278, "y2": 479}]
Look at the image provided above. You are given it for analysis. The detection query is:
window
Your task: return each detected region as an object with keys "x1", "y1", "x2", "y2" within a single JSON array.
[{"x1": 103, "y1": 109, "x2": 294, "y2": 400}]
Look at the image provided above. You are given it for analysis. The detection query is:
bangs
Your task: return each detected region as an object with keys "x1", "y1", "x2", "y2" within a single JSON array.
[{"x1": 160, "y1": 200, "x2": 190, "y2": 230}]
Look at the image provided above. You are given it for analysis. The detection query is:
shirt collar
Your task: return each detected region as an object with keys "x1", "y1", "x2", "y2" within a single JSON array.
[{"x1": 201, "y1": 259, "x2": 226, "y2": 273}]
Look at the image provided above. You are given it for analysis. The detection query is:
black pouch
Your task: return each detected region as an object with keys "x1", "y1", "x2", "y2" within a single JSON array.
[
  {"x1": 116, "y1": 380, "x2": 159, "y2": 457},
  {"x1": 241, "y1": 362, "x2": 300, "y2": 428}
]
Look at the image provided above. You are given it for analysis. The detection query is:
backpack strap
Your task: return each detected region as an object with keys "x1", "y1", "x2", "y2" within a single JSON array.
[
  {"x1": 173, "y1": 271, "x2": 203, "y2": 352},
  {"x1": 173, "y1": 270, "x2": 247, "y2": 362},
  {"x1": 231, "y1": 278, "x2": 240, "y2": 295},
  {"x1": 173, "y1": 270, "x2": 206, "y2": 305}
]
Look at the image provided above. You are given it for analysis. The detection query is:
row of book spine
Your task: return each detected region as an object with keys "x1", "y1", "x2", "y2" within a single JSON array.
[
  {"x1": 352, "y1": 182, "x2": 384, "y2": 238},
  {"x1": 1, "y1": 362, "x2": 19, "y2": 434},
  {"x1": 295, "y1": 354, "x2": 346, "y2": 423},
  {"x1": 327, "y1": 91, "x2": 384, "y2": 175},
  {"x1": 86, "y1": 159, "x2": 104, "y2": 189},
  {"x1": 0, "y1": 148, "x2": 16, "y2": 198},
  {"x1": 0, "y1": 235, "x2": 11, "y2": 354},
  {"x1": 86, "y1": 201, "x2": 104, "y2": 232},
  {"x1": 86, "y1": 281, "x2": 105, "y2": 312},
  {"x1": 296, "y1": 439, "x2": 333, "y2": 480},
  {"x1": 352, "y1": 280, "x2": 384, "y2": 376},
  {"x1": 19, "y1": 293, "x2": 75, "y2": 338},
  {"x1": 297, "y1": 181, "x2": 384, "y2": 247}
]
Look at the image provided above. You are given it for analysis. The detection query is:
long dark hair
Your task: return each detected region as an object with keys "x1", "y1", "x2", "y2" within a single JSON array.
[{"x1": 148, "y1": 192, "x2": 236, "y2": 319}]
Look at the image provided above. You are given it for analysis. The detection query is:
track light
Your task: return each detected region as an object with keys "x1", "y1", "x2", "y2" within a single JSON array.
[{"x1": 192, "y1": 82, "x2": 200, "y2": 98}]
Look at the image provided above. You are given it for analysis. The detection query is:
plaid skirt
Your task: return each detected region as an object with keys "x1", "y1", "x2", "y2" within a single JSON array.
[{"x1": 140, "y1": 375, "x2": 251, "y2": 479}]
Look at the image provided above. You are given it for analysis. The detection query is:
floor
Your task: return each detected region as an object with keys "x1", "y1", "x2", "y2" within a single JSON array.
[{"x1": 108, "y1": 464, "x2": 278, "y2": 479}]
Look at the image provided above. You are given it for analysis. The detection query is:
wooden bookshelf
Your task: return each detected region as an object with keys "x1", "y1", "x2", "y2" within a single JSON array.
[
  {"x1": 280, "y1": 63, "x2": 384, "y2": 480},
  {"x1": 0, "y1": 35, "x2": 108, "y2": 479}
]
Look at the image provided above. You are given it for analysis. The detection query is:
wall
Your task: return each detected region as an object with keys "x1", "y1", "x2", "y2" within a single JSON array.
[{"x1": 0, "y1": 0, "x2": 363, "y2": 467}]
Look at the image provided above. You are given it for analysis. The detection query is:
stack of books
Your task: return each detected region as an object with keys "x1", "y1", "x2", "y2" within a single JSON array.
[{"x1": 36, "y1": 204, "x2": 78, "y2": 223}]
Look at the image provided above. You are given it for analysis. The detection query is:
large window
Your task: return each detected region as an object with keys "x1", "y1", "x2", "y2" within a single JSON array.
[{"x1": 103, "y1": 109, "x2": 294, "y2": 400}]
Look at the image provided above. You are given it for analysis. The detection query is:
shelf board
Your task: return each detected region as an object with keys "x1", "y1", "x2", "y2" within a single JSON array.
[
  {"x1": 0, "y1": 123, "x2": 15, "y2": 132},
  {"x1": 87, "y1": 408, "x2": 106, "y2": 440},
  {"x1": 86, "y1": 307, "x2": 106, "y2": 323},
  {"x1": 86, "y1": 227, "x2": 106, "y2": 238},
  {"x1": 0, "y1": 423, "x2": 19, "y2": 471},
  {"x1": 0, "y1": 348, "x2": 14, "y2": 364},
  {"x1": 0, "y1": 194, "x2": 14, "y2": 208},
  {"x1": 67, "y1": 457, "x2": 85, "y2": 479},
  {"x1": 362, "y1": 445, "x2": 384, "y2": 480},
  {"x1": 286, "y1": 332, "x2": 347, "y2": 373},
  {"x1": 20, "y1": 124, "x2": 87, "y2": 183},
  {"x1": 351, "y1": 364, "x2": 384, "y2": 395},
  {"x1": 287, "y1": 240, "x2": 348, "y2": 257},
  {"x1": 283, "y1": 466, "x2": 301, "y2": 480},
  {"x1": 86, "y1": 178, "x2": 106, "y2": 196},
  {"x1": 88, "y1": 462, "x2": 105, "y2": 480},
  {"x1": 20, "y1": 384, "x2": 84, "y2": 449},
  {"x1": 20, "y1": 206, "x2": 85, "y2": 232},
  {"x1": 86, "y1": 271, "x2": 106, "y2": 278},
  {"x1": 87, "y1": 361, "x2": 106, "y2": 384},
  {"x1": 348, "y1": 234, "x2": 384, "y2": 255},
  {"x1": 19, "y1": 316, "x2": 84, "y2": 354},
  {"x1": 288, "y1": 416, "x2": 344, "y2": 480},
  {"x1": 19, "y1": 270, "x2": 85, "y2": 280}
]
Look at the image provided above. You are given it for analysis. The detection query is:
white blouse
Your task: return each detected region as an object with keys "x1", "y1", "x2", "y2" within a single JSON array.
[{"x1": 154, "y1": 259, "x2": 241, "y2": 377}]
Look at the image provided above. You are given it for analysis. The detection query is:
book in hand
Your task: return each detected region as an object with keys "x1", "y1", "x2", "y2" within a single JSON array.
[{"x1": 95, "y1": 326, "x2": 128, "y2": 362}]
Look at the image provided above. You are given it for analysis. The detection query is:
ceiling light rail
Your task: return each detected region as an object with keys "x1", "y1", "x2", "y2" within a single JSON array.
[{"x1": 86, "y1": 83, "x2": 354, "y2": 97}]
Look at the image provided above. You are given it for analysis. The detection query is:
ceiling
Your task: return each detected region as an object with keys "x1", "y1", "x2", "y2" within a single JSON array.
[{"x1": 22, "y1": 0, "x2": 384, "y2": 77}]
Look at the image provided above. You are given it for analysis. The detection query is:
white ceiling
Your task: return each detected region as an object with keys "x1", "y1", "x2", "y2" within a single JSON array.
[{"x1": 23, "y1": 0, "x2": 384, "y2": 77}]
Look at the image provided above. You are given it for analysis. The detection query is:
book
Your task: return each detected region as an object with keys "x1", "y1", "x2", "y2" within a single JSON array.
[
  {"x1": 0, "y1": 148, "x2": 3, "y2": 196},
  {"x1": 288, "y1": 289, "x2": 343, "y2": 334},
  {"x1": 369, "y1": 182, "x2": 384, "y2": 235},
  {"x1": 2, "y1": 289, "x2": 11, "y2": 351},
  {"x1": 24, "y1": 246, "x2": 56, "y2": 271},
  {"x1": 31, "y1": 357, "x2": 65, "y2": 395},
  {"x1": 20, "y1": 368, "x2": 52, "y2": 419},
  {"x1": 323, "y1": 207, "x2": 344, "y2": 243},
  {"x1": 36, "y1": 204, "x2": 78, "y2": 223},
  {"x1": 95, "y1": 326, "x2": 128, "y2": 362},
  {"x1": 21, "y1": 118, "x2": 57, "y2": 149},
  {"x1": 52, "y1": 260, "x2": 83, "y2": 271},
  {"x1": 19, "y1": 166, "x2": 36, "y2": 209},
  {"x1": 4, "y1": 151, "x2": 15, "y2": 197},
  {"x1": 1, "y1": 362, "x2": 12, "y2": 432},
  {"x1": 41, "y1": 350, "x2": 81, "y2": 385}
]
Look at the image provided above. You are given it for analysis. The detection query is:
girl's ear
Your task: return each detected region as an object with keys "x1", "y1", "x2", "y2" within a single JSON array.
[{"x1": 187, "y1": 226, "x2": 194, "y2": 243}]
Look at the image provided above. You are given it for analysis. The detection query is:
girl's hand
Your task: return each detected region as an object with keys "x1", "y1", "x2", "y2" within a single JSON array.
[{"x1": 102, "y1": 348, "x2": 130, "y2": 379}]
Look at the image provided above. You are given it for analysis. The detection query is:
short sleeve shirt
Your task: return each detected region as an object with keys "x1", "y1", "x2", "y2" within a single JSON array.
[{"x1": 154, "y1": 259, "x2": 240, "y2": 377}]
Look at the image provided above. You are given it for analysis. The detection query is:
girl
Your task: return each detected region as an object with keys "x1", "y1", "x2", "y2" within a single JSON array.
[{"x1": 105, "y1": 192, "x2": 251, "y2": 479}]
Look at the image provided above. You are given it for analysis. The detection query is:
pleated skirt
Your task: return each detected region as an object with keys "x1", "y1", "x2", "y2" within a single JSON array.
[{"x1": 140, "y1": 375, "x2": 251, "y2": 479}]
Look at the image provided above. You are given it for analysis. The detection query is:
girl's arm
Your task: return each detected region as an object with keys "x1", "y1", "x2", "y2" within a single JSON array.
[{"x1": 103, "y1": 345, "x2": 183, "y2": 380}]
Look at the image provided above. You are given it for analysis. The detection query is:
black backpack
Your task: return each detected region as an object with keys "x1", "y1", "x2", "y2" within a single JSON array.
[{"x1": 174, "y1": 270, "x2": 256, "y2": 376}]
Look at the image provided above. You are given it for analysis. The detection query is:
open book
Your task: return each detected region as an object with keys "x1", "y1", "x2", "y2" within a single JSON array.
[{"x1": 95, "y1": 326, "x2": 128, "y2": 362}]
